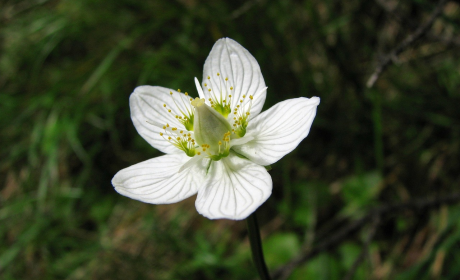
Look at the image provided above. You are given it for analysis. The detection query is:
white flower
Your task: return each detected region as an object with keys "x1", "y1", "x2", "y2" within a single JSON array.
[{"x1": 112, "y1": 38, "x2": 320, "y2": 220}]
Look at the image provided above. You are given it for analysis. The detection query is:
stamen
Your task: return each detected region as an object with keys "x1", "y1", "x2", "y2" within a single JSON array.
[
  {"x1": 162, "y1": 89, "x2": 195, "y2": 131},
  {"x1": 203, "y1": 73, "x2": 233, "y2": 118},
  {"x1": 159, "y1": 125, "x2": 196, "y2": 157},
  {"x1": 228, "y1": 87, "x2": 266, "y2": 138}
]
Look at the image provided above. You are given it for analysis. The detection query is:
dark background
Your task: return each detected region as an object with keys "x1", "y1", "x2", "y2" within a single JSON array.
[{"x1": 1, "y1": 0, "x2": 460, "y2": 279}]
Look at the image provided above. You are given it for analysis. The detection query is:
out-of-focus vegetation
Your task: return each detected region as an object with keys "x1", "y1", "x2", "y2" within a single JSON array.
[{"x1": 1, "y1": 0, "x2": 460, "y2": 279}]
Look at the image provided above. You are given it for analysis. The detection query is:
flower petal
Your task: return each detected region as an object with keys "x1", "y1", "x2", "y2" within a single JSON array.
[
  {"x1": 202, "y1": 38, "x2": 266, "y2": 119},
  {"x1": 112, "y1": 153, "x2": 207, "y2": 204},
  {"x1": 130, "y1": 86, "x2": 195, "y2": 154},
  {"x1": 232, "y1": 97, "x2": 320, "y2": 166},
  {"x1": 195, "y1": 153, "x2": 272, "y2": 220}
]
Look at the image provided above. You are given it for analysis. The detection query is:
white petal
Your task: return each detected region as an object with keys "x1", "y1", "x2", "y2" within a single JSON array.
[
  {"x1": 230, "y1": 135, "x2": 254, "y2": 147},
  {"x1": 202, "y1": 38, "x2": 266, "y2": 119},
  {"x1": 232, "y1": 97, "x2": 320, "y2": 166},
  {"x1": 194, "y1": 77, "x2": 205, "y2": 99},
  {"x1": 130, "y1": 86, "x2": 195, "y2": 154},
  {"x1": 112, "y1": 153, "x2": 206, "y2": 204},
  {"x1": 178, "y1": 154, "x2": 206, "y2": 173},
  {"x1": 195, "y1": 153, "x2": 272, "y2": 220}
]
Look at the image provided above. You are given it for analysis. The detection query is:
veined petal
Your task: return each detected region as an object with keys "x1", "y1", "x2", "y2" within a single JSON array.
[
  {"x1": 112, "y1": 153, "x2": 206, "y2": 204},
  {"x1": 232, "y1": 97, "x2": 320, "y2": 166},
  {"x1": 195, "y1": 153, "x2": 272, "y2": 220},
  {"x1": 202, "y1": 38, "x2": 266, "y2": 119},
  {"x1": 130, "y1": 86, "x2": 195, "y2": 154}
]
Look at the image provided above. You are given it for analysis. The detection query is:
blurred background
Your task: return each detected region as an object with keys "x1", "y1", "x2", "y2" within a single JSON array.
[{"x1": 1, "y1": 0, "x2": 460, "y2": 279}]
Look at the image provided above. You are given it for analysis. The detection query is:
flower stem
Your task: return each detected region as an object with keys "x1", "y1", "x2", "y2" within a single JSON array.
[{"x1": 247, "y1": 212, "x2": 271, "y2": 280}]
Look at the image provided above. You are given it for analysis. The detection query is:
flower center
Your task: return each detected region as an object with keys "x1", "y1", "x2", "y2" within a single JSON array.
[{"x1": 157, "y1": 77, "x2": 262, "y2": 160}]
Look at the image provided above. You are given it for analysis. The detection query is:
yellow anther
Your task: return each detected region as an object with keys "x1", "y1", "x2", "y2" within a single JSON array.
[
  {"x1": 177, "y1": 137, "x2": 180, "y2": 140},
  {"x1": 163, "y1": 104, "x2": 166, "y2": 107},
  {"x1": 243, "y1": 95, "x2": 246, "y2": 98},
  {"x1": 204, "y1": 83, "x2": 207, "y2": 87},
  {"x1": 170, "y1": 91, "x2": 173, "y2": 95},
  {"x1": 218, "y1": 141, "x2": 222, "y2": 145},
  {"x1": 249, "y1": 95, "x2": 253, "y2": 100},
  {"x1": 163, "y1": 126, "x2": 166, "y2": 129},
  {"x1": 225, "y1": 77, "x2": 228, "y2": 81},
  {"x1": 177, "y1": 89, "x2": 181, "y2": 92},
  {"x1": 230, "y1": 87, "x2": 233, "y2": 90},
  {"x1": 190, "y1": 98, "x2": 193, "y2": 101},
  {"x1": 229, "y1": 95, "x2": 232, "y2": 98},
  {"x1": 208, "y1": 89, "x2": 211, "y2": 92},
  {"x1": 168, "y1": 137, "x2": 172, "y2": 140},
  {"x1": 168, "y1": 109, "x2": 171, "y2": 112},
  {"x1": 180, "y1": 130, "x2": 183, "y2": 133},
  {"x1": 197, "y1": 152, "x2": 201, "y2": 155},
  {"x1": 166, "y1": 124, "x2": 170, "y2": 127},
  {"x1": 217, "y1": 73, "x2": 220, "y2": 76},
  {"x1": 160, "y1": 132, "x2": 163, "y2": 136},
  {"x1": 207, "y1": 76, "x2": 210, "y2": 79},
  {"x1": 246, "y1": 112, "x2": 250, "y2": 115},
  {"x1": 185, "y1": 92, "x2": 188, "y2": 96}
]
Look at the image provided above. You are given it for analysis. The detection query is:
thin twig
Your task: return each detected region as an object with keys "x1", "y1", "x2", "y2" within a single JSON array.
[
  {"x1": 367, "y1": 0, "x2": 449, "y2": 88},
  {"x1": 272, "y1": 192, "x2": 460, "y2": 280},
  {"x1": 427, "y1": 34, "x2": 460, "y2": 46},
  {"x1": 228, "y1": 0, "x2": 264, "y2": 20},
  {"x1": 375, "y1": 0, "x2": 460, "y2": 47}
]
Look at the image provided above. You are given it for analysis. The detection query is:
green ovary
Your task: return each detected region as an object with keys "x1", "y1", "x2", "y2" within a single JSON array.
[{"x1": 192, "y1": 98, "x2": 232, "y2": 160}]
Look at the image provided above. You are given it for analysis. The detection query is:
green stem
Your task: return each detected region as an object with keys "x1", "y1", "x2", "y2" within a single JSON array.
[{"x1": 247, "y1": 212, "x2": 271, "y2": 280}]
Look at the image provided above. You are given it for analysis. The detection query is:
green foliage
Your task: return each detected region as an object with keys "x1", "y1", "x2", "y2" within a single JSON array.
[
  {"x1": 1, "y1": 0, "x2": 460, "y2": 279},
  {"x1": 292, "y1": 253, "x2": 342, "y2": 280},
  {"x1": 340, "y1": 171, "x2": 382, "y2": 218},
  {"x1": 264, "y1": 233, "x2": 301, "y2": 268}
]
